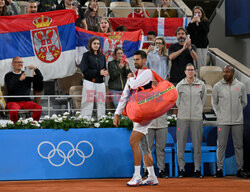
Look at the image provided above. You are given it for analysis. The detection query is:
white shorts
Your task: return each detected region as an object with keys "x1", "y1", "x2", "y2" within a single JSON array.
[{"x1": 133, "y1": 121, "x2": 152, "y2": 135}]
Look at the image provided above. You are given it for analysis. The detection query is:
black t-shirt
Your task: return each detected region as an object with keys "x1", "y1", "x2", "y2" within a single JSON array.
[
  {"x1": 187, "y1": 21, "x2": 209, "y2": 48},
  {"x1": 169, "y1": 43, "x2": 196, "y2": 84}
]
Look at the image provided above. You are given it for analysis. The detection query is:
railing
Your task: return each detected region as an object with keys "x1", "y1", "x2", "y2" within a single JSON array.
[
  {"x1": 90, "y1": 6, "x2": 186, "y2": 18},
  {"x1": 0, "y1": 93, "x2": 214, "y2": 118}
]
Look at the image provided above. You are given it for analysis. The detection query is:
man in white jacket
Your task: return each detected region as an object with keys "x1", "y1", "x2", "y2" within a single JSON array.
[
  {"x1": 212, "y1": 65, "x2": 247, "y2": 178},
  {"x1": 113, "y1": 50, "x2": 158, "y2": 186}
]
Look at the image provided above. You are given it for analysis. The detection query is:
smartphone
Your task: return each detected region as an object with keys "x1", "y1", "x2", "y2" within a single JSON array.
[
  {"x1": 121, "y1": 55, "x2": 127, "y2": 64},
  {"x1": 154, "y1": 46, "x2": 159, "y2": 52},
  {"x1": 25, "y1": 66, "x2": 34, "y2": 77}
]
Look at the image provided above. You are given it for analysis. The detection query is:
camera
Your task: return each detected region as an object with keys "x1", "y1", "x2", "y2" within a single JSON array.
[{"x1": 194, "y1": 13, "x2": 199, "y2": 17}]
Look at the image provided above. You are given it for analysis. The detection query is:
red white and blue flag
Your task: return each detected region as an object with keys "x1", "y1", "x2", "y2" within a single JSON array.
[
  {"x1": 0, "y1": 10, "x2": 77, "y2": 84},
  {"x1": 109, "y1": 17, "x2": 186, "y2": 46},
  {"x1": 75, "y1": 27, "x2": 143, "y2": 66}
]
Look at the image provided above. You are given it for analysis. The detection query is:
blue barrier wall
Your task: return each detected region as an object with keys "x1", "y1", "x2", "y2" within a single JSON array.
[
  {"x1": 0, "y1": 128, "x2": 134, "y2": 180},
  {"x1": 0, "y1": 126, "x2": 240, "y2": 180}
]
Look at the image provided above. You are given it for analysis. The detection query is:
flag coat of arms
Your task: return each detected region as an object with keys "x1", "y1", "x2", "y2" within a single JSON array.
[{"x1": 0, "y1": 10, "x2": 77, "y2": 84}]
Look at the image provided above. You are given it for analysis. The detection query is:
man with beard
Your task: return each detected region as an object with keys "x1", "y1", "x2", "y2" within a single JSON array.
[
  {"x1": 113, "y1": 50, "x2": 158, "y2": 186},
  {"x1": 169, "y1": 27, "x2": 198, "y2": 85},
  {"x1": 212, "y1": 65, "x2": 247, "y2": 178}
]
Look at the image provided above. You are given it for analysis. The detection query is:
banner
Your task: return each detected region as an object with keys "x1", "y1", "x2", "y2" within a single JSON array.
[
  {"x1": 75, "y1": 27, "x2": 142, "y2": 67},
  {"x1": 109, "y1": 17, "x2": 186, "y2": 44},
  {"x1": 0, "y1": 10, "x2": 77, "y2": 84}
]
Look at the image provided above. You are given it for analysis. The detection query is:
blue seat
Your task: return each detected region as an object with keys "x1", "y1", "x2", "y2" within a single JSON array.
[
  {"x1": 200, "y1": 146, "x2": 226, "y2": 176},
  {"x1": 173, "y1": 143, "x2": 194, "y2": 177},
  {"x1": 164, "y1": 132, "x2": 175, "y2": 177},
  {"x1": 173, "y1": 144, "x2": 226, "y2": 177}
]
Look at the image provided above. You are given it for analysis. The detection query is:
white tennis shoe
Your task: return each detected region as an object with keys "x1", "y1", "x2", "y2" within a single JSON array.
[{"x1": 126, "y1": 174, "x2": 142, "y2": 187}]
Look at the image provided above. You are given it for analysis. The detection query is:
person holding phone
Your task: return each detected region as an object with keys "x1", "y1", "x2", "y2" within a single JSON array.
[
  {"x1": 108, "y1": 47, "x2": 132, "y2": 108},
  {"x1": 187, "y1": 6, "x2": 209, "y2": 74},
  {"x1": 4, "y1": 56, "x2": 43, "y2": 123}
]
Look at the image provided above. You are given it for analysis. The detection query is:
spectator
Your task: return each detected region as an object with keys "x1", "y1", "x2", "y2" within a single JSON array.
[
  {"x1": 115, "y1": 25, "x2": 128, "y2": 32},
  {"x1": 27, "y1": 0, "x2": 37, "y2": 14},
  {"x1": 128, "y1": 0, "x2": 149, "y2": 18},
  {"x1": 0, "y1": 83, "x2": 6, "y2": 112},
  {"x1": 176, "y1": 63, "x2": 206, "y2": 178},
  {"x1": 4, "y1": 57, "x2": 43, "y2": 123},
  {"x1": 142, "y1": 36, "x2": 169, "y2": 179},
  {"x1": 154, "y1": 0, "x2": 177, "y2": 18},
  {"x1": 84, "y1": 0, "x2": 102, "y2": 32},
  {"x1": 212, "y1": 65, "x2": 247, "y2": 178},
  {"x1": 142, "y1": 30, "x2": 157, "y2": 52},
  {"x1": 38, "y1": 0, "x2": 57, "y2": 12},
  {"x1": 146, "y1": 36, "x2": 169, "y2": 79},
  {"x1": 80, "y1": 36, "x2": 108, "y2": 120},
  {"x1": 108, "y1": 47, "x2": 131, "y2": 108},
  {"x1": 187, "y1": 6, "x2": 209, "y2": 73},
  {"x1": 0, "y1": 0, "x2": 20, "y2": 16},
  {"x1": 168, "y1": 27, "x2": 198, "y2": 85},
  {"x1": 98, "y1": 18, "x2": 112, "y2": 33},
  {"x1": 57, "y1": 0, "x2": 87, "y2": 29}
]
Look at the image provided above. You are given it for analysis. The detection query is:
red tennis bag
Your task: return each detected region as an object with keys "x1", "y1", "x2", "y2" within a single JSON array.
[{"x1": 122, "y1": 69, "x2": 178, "y2": 123}]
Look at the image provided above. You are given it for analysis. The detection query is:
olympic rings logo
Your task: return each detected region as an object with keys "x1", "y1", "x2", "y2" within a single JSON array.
[{"x1": 37, "y1": 141, "x2": 94, "y2": 167}]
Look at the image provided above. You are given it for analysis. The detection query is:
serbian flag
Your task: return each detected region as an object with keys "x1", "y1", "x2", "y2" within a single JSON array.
[
  {"x1": 76, "y1": 27, "x2": 142, "y2": 69},
  {"x1": 109, "y1": 17, "x2": 186, "y2": 48},
  {"x1": 0, "y1": 10, "x2": 77, "y2": 84}
]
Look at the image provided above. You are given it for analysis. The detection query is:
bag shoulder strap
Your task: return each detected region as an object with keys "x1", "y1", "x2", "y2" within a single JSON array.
[{"x1": 150, "y1": 69, "x2": 164, "y2": 82}]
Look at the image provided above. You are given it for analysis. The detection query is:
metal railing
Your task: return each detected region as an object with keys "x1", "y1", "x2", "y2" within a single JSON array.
[
  {"x1": 95, "y1": 6, "x2": 186, "y2": 18},
  {"x1": 0, "y1": 93, "x2": 214, "y2": 118}
]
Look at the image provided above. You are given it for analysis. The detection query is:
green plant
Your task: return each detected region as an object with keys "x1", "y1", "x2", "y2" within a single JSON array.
[{"x1": 0, "y1": 112, "x2": 133, "y2": 131}]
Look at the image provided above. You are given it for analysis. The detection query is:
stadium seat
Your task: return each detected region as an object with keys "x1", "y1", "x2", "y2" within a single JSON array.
[
  {"x1": 173, "y1": 144, "x2": 226, "y2": 177},
  {"x1": 164, "y1": 132, "x2": 175, "y2": 177},
  {"x1": 200, "y1": 146, "x2": 226, "y2": 176},
  {"x1": 110, "y1": 2, "x2": 131, "y2": 18},
  {"x1": 18, "y1": 1, "x2": 29, "y2": 14},
  {"x1": 98, "y1": 1, "x2": 107, "y2": 17},
  {"x1": 200, "y1": 66, "x2": 223, "y2": 87},
  {"x1": 55, "y1": 69, "x2": 83, "y2": 113},
  {"x1": 69, "y1": 85, "x2": 83, "y2": 111},
  {"x1": 200, "y1": 66, "x2": 223, "y2": 113}
]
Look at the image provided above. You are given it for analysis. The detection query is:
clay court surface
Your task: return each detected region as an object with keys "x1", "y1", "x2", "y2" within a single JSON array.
[{"x1": 0, "y1": 177, "x2": 250, "y2": 192}]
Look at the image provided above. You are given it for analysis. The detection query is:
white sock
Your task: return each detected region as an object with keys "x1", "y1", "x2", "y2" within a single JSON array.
[
  {"x1": 147, "y1": 166, "x2": 156, "y2": 177},
  {"x1": 134, "y1": 166, "x2": 141, "y2": 176}
]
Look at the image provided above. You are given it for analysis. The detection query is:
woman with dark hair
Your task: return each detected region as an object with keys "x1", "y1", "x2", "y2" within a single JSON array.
[
  {"x1": 80, "y1": 36, "x2": 109, "y2": 120},
  {"x1": 84, "y1": 0, "x2": 102, "y2": 32},
  {"x1": 187, "y1": 6, "x2": 209, "y2": 73},
  {"x1": 0, "y1": 0, "x2": 19, "y2": 16},
  {"x1": 98, "y1": 18, "x2": 112, "y2": 33},
  {"x1": 108, "y1": 47, "x2": 131, "y2": 108}
]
